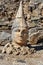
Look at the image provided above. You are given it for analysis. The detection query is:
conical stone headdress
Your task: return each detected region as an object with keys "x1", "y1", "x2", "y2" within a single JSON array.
[{"x1": 12, "y1": 1, "x2": 28, "y2": 29}]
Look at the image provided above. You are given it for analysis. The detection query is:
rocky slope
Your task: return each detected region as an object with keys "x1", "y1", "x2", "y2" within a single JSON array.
[{"x1": 0, "y1": 0, "x2": 43, "y2": 65}]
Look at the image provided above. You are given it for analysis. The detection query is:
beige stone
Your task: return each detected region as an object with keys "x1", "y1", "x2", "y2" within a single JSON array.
[
  {"x1": 29, "y1": 31, "x2": 43, "y2": 45},
  {"x1": 39, "y1": 3, "x2": 43, "y2": 9},
  {"x1": 6, "y1": 46, "x2": 12, "y2": 54},
  {"x1": 2, "y1": 43, "x2": 13, "y2": 54},
  {"x1": 23, "y1": 2, "x2": 29, "y2": 15},
  {"x1": 32, "y1": 9, "x2": 40, "y2": 17},
  {"x1": 12, "y1": 1, "x2": 28, "y2": 47}
]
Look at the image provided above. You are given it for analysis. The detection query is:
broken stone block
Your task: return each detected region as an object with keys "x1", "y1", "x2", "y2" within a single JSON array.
[
  {"x1": 28, "y1": 22, "x2": 36, "y2": 28},
  {"x1": 32, "y1": 8, "x2": 40, "y2": 17},
  {"x1": 27, "y1": 14, "x2": 31, "y2": 20},
  {"x1": 29, "y1": 32, "x2": 39, "y2": 45},
  {"x1": 0, "y1": 31, "x2": 11, "y2": 46},
  {"x1": 23, "y1": 2, "x2": 29, "y2": 15},
  {"x1": 29, "y1": 48, "x2": 36, "y2": 54},
  {"x1": 15, "y1": 51, "x2": 20, "y2": 55},
  {"x1": 29, "y1": 29, "x2": 43, "y2": 44},
  {"x1": 39, "y1": 3, "x2": 43, "y2": 10},
  {"x1": 6, "y1": 46, "x2": 13, "y2": 54},
  {"x1": 20, "y1": 46, "x2": 29, "y2": 55},
  {"x1": 2, "y1": 43, "x2": 13, "y2": 54}
]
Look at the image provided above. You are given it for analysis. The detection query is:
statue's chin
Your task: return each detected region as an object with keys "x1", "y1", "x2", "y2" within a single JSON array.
[
  {"x1": 12, "y1": 39, "x2": 27, "y2": 46},
  {"x1": 16, "y1": 40, "x2": 27, "y2": 46}
]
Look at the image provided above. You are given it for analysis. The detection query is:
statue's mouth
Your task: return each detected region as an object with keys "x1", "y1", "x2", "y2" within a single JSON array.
[{"x1": 18, "y1": 37, "x2": 23, "y2": 41}]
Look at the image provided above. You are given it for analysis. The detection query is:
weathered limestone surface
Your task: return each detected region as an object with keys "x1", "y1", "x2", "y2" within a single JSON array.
[
  {"x1": 28, "y1": 1, "x2": 43, "y2": 44},
  {"x1": 0, "y1": 1, "x2": 43, "y2": 65},
  {"x1": 0, "y1": 31, "x2": 11, "y2": 45},
  {"x1": 0, "y1": 0, "x2": 43, "y2": 54},
  {"x1": 29, "y1": 28, "x2": 43, "y2": 44}
]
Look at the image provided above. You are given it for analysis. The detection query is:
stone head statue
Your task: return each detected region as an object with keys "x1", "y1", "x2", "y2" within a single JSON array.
[{"x1": 12, "y1": 1, "x2": 28, "y2": 47}]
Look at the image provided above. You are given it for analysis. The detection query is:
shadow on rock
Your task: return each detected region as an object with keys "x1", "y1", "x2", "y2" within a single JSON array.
[{"x1": 27, "y1": 44, "x2": 43, "y2": 51}]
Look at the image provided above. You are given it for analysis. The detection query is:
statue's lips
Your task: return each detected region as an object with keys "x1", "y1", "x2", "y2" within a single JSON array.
[{"x1": 17, "y1": 37, "x2": 24, "y2": 41}]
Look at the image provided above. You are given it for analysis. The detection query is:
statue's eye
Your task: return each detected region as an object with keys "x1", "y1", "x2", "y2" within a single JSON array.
[
  {"x1": 15, "y1": 29, "x2": 20, "y2": 32},
  {"x1": 22, "y1": 30, "x2": 27, "y2": 33}
]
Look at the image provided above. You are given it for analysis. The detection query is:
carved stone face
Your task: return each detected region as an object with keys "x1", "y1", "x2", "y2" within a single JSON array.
[
  {"x1": 12, "y1": 26, "x2": 28, "y2": 46},
  {"x1": 12, "y1": 1, "x2": 28, "y2": 46}
]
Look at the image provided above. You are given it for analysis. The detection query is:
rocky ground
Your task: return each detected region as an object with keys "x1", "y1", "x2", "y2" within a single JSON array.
[
  {"x1": 0, "y1": 45, "x2": 43, "y2": 65},
  {"x1": 0, "y1": 0, "x2": 43, "y2": 65}
]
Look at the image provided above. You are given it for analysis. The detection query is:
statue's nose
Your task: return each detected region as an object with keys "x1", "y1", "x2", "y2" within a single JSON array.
[{"x1": 19, "y1": 30, "x2": 24, "y2": 37}]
